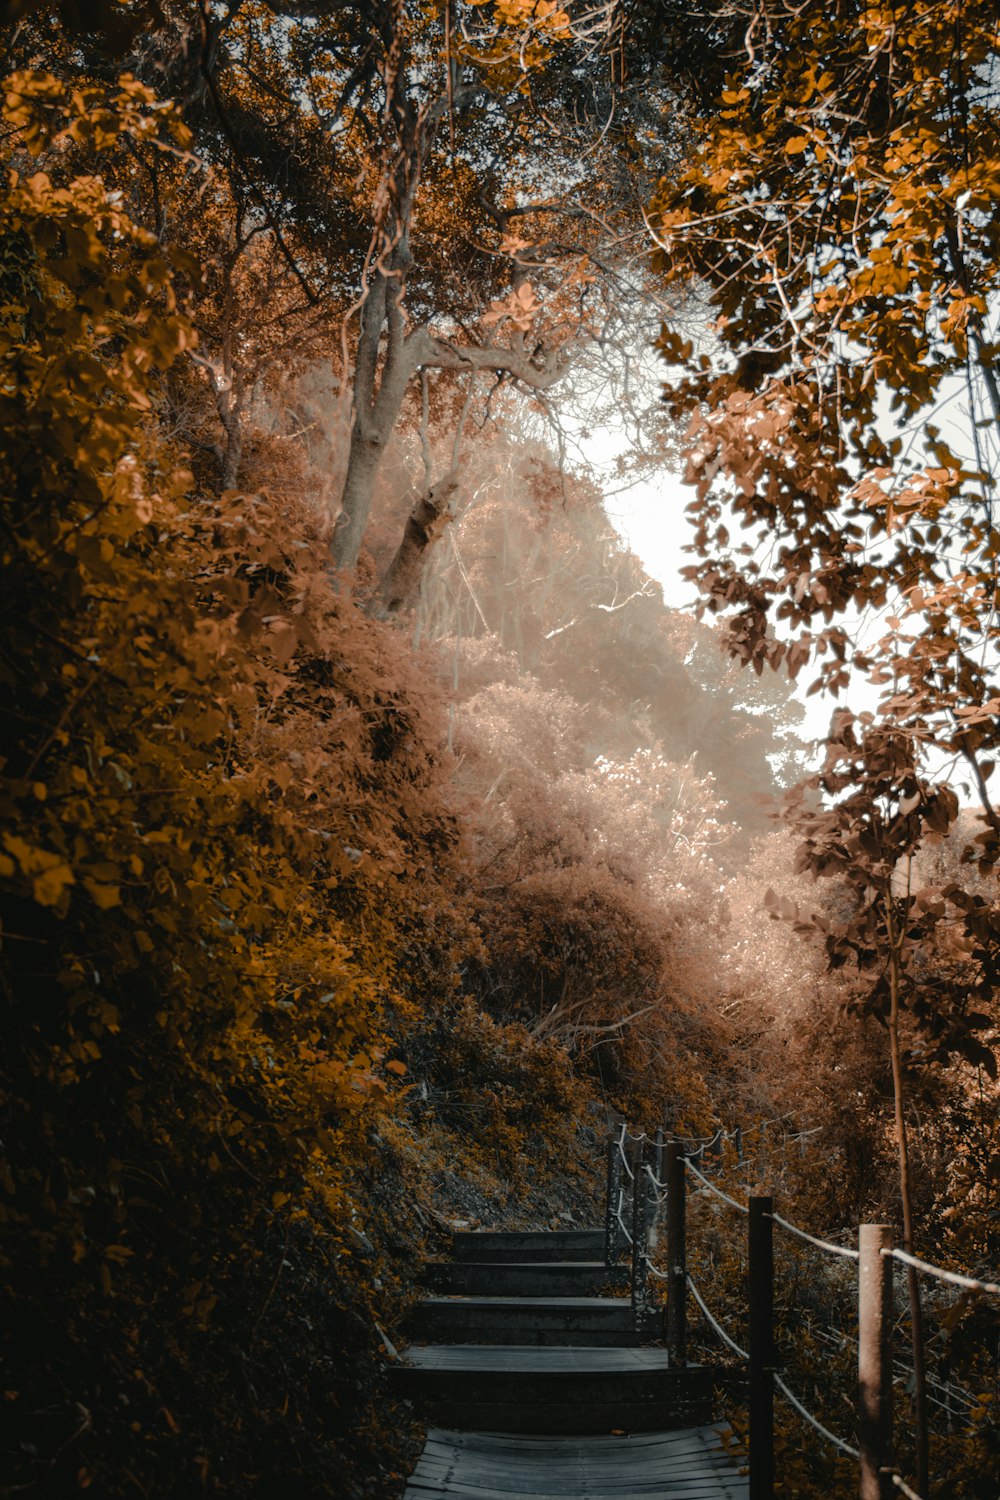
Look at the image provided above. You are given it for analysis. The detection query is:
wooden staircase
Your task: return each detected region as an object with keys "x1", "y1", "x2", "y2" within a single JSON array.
[
  {"x1": 397, "y1": 1225, "x2": 748, "y2": 1497},
  {"x1": 409, "y1": 1230, "x2": 634, "y2": 1348}
]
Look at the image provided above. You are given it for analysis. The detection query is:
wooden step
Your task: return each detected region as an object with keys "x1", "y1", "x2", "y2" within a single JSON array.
[
  {"x1": 424, "y1": 1260, "x2": 630, "y2": 1298},
  {"x1": 450, "y1": 1229, "x2": 605, "y2": 1263},
  {"x1": 393, "y1": 1345, "x2": 716, "y2": 1433},
  {"x1": 409, "y1": 1294, "x2": 641, "y2": 1347},
  {"x1": 404, "y1": 1426, "x2": 749, "y2": 1498}
]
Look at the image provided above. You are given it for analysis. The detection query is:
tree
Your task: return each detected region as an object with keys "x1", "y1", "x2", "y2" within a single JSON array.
[
  {"x1": 775, "y1": 713, "x2": 998, "y2": 1491},
  {"x1": 8, "y1": 3, "x2": 694, "y2": 592},
  {"x1": 320, "y1": 0, "x2": 681, "y2": 574},
  {"x1": 649, "y1": 0, "x2": 1000, "y2": 825},
  {"x1": 646, "y1": 9, "x2": 1000, "y2": 1491}
]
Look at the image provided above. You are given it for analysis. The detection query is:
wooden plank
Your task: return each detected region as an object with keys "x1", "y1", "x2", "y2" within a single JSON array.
[
  {"x1": 424, "y1": 1427, "x2": 728, "y2": 1451},
  {"x1": 406, "y1": 1481, "x2": 747, "y2": 1499},
  {"x1": 413, "y1": 1446, "x2": 734, "y2": 1469},
  {"x1": 418, "y1": 1297, "x2": 631, "y2": 1310},
  {"x1": 404, "y1": 1425, "x2": 748, "y2": 1500},
  {"x1": 404, "y1": 1346, "x2": 675, "y2": 1371},
  {"x1": 411, "y1": 1463, "x2": 742, "y2": 1490},
  {"x1": 416, "y1": 1444, "x2": 729, "y2": 1462},
  {"x1": 419, "y1": 1434, "x2": 731, "y2": 1464},
  {"x1": 415, "y1": 1447, "x2": 739, "y2": 1468},
  {"x1": 410, "y1": 1466, "x2": 740, "y2": 1485},
  {"x1": 406, "y1": 1481, "x2": 748, "y2": 1499},
  {"x1": 408, "y1": 1484, "x2": 745, "y2": 1495}
]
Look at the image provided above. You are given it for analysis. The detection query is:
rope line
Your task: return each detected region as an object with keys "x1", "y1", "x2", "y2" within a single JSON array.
[
  {"x1": 681, "y1": 1155, "x2": 860, "y2": 1259},
  {"x1": 770, "y1": 1212, "x2": 860, "y2": 1261},
  {"x1": 611, "y1": 1123, "x2": 980, "y2": 1500},
  {"x1": 686, "y1": 1274, "x2": 749, "y2": 1360},
  {"x1": 773, "y1": 1374, "x2": 860, "y2": 1460},
  {"x1": 643, "y1": 1162, "x2": 669, "y2": 1199},
  {"x1": 883, "y1": 1246, "x2": 1000, "y2": 1297},
  {"x1": 617, "y1": 1132, "x2": 636, "y2": 1178},
  {"x1": 811, "y1": 1328, "x2": 977, "y2": 1413},
  {"x1": 682, "y1": 1156, "x2": 750, "y2": 1215},
  {"x1": 884, "y1": 1470, "x2": 927, "y2": 1500},
  {"x1": 614, "y1": 1187, "x2": 633, "y2": 1245}
]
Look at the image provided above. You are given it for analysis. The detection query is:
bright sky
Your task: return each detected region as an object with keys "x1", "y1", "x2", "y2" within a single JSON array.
[
  {"x1": 594, "y1": 452, "x2": 864, "y2": 752},
  {"x1": 601, "y1": 463, "x2": 977, "y2": 799},
  {"x1": 574, "y1": 310, "x2": 995, "y2": 799}
]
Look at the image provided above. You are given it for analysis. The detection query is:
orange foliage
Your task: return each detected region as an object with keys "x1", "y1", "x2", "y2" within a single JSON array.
[{"x1": 0, "y1": 72, "x2": 476, "y2": 1497}]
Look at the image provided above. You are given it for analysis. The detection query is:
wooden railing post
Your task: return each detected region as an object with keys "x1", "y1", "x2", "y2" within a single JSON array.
[
  {"x1": 748, "y1": 1195, "x2": 775, "y2": 1500},
  {"x1": 630, "y1": 1137, "x2": 655, "y2": 1337},
  {"x1": 665, "y1": 1139, "x2": 687, "y2": 1367},
  {"x1": 605, "y1": 1133, "x2": 622, "y2": 1265},
  {"x1": 858, "y1": 1224, "x2": 893, "y2": 1500}
]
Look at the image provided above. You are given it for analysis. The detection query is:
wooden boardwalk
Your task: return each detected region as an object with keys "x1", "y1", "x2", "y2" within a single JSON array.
[
  {"x1": 397, "y1": 1228, "x2": 748, "y2": 1499},
  {"x1": 405, "y1": 1426, "x2": 748, "y2": 1498}
]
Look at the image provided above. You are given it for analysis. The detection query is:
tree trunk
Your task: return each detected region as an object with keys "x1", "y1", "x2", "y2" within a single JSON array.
[
  {"x1": 218, "y1": 396, "x2": 243, "y2": 490},
  {"x1": 380, "y1": 474, "x2": 460, "y2": 614},
  {"x1": 332, "y1": 414, "x2": 392, "y2": 569},
  {"x1": 331, "y1": 257, "x2": 417, "y2": 571},
  {"x1": 885, "y1": 897, "x2": 930, "y2": 1498}
]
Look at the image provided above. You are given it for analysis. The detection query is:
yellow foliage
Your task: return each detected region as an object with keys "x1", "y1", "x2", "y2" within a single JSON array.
[{"x1": 0, "y1": 69, "x2": 479, "y2": 1498}]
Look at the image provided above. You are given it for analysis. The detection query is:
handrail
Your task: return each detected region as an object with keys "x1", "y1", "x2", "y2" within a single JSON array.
[
  {"x1": 885, "y1": 1471, "x2": 927, "y2": 1500},
  {"x1": 773, "y1": 1373, "x2": 860, "y2": 1460},
  {"x1": 682, "y1": 1156, "x2": 750, "y2": 1215},
  {"x1": 685, "y1": 1273, "x2": 748, "y2": 1360},
  {"x1": 769, "y1": 1211, "x2": 859, "y2": 1261},
  {"x1": 614, "y1": 1186, "x2": 634, "y2": 1245},
  {"x1": 689, "y1": 1272, "x2": 749, "y2": 1368},
  {"x1": 883, "y1": 1246, "x2": 1000, "y2": 1297},
  {"x1": 606, "y1": 1122, "x2": 989, "y2": 1500}
]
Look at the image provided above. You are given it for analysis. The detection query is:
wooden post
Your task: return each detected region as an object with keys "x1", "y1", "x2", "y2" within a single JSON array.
[
  {"x1": 665, "y1": 1139, "x2": 687, "y2": 1367},
  {"x1": 858, "y1": 1225, "x2": 894, "y2": 1500},
  {"x1": 748, "y1": 1195, "x2": 775, "y2": 1500},
  {"x1": 605, "y1": 1134, "x2": 622, "y2": 1265},
  {"x1": 630, "y1": 1138, "x2": 654, "y2": 1337}
]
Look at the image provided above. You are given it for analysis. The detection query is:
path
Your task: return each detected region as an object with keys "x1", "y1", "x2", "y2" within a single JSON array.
[{"x1": 396, "y1": 1226, "x2": 748, "y2": 1498}]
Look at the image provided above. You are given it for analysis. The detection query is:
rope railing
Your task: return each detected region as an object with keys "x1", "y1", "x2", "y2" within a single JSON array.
[
  {"x1": 772, "y1": 1373, "x2": 860, "y2": 1460},
  {"x1": 685, "y1": 1272, "x2": 749, "y2": 1360},
  {"x1": 883, "y1": 1245, "x2": 1000, "y2": 1297},
  {"x1": 681, "y1": 1153, "x2": 863, "y2": 1263},
  {"x1": 614, "y1": 1186, "x2": 633, "y2": 1245},
  {"x1": 886, "y1": 1469, "x2": 927, "y2": 1500},
  {"x1": 684, "y1": 1136, "x2": 1000, "y2": 1296},
  {"x1": 678, "y1": 1143, "x2": 863, "y2": 1466},
  {"x1": 642, "y1": 1162, "x2": 666, "y2": 1200},
  {"x1": 681, "y1": 1155, "x2": 750, "y2": 1215},
  {"x1": 604, "y1": 1122, "x2": 982, "y2": 1500},
  {"x1": 769, "y1": 1211, "x2": 860, "y2": 1262},
  {"x1": 616, "y1": 1127, "x2": 637, "y2": 1178},
  {"x1": 682, "y1": 1114, "x2": 821, "y2": 1164},
  {"x1": 683, "y1": 1255, "x2": 890, "y2": 1474}
]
